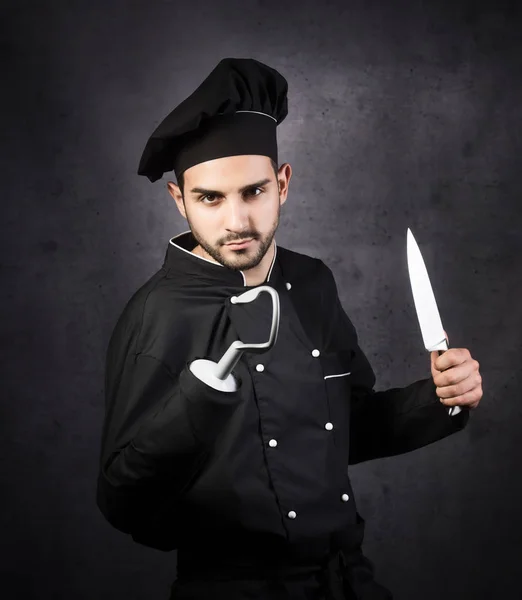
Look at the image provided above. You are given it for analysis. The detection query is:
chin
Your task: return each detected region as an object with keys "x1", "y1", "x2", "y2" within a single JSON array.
[{"x1": 227, "y1": 251, "x2": 263, "y2": 269}]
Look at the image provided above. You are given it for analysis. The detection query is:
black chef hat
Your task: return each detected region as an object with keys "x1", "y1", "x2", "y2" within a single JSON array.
[{"x1": 137, "y1": 57, "x2": 289, "y2": 183}]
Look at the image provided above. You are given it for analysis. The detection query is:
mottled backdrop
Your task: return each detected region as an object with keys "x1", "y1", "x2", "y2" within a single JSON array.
[{"x1": 2, "y1": 0, "x2": 521, "y2": 598}]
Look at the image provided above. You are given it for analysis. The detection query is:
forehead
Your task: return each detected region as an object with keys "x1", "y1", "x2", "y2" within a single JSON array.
[{"x1": 183, "y1": 155, "x2": 273, "y2": 188}]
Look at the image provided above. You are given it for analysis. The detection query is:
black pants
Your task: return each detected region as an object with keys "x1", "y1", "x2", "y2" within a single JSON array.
[{"x1": 168, "y1": 548, "x2": 394, "y2": 600}]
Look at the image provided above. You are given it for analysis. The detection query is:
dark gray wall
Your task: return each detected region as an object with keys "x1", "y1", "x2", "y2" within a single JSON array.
[{"x1": 2, "y1": 0, "x2": 521, "y2": 598}]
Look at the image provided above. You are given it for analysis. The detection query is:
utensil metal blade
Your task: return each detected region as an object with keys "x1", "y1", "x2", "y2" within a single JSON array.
[
  {"x1": 407, "y1": 228, "x2": 447, "y2": 352},
  {"x1": 407, "y1": 228, "x2": 461, "y2": 416}
]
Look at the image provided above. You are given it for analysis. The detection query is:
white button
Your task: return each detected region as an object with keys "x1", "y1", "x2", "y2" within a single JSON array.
[
  {"x1": 341, "y1": 494, "x2": 350, "y2": 502},
  {"x1": 312, "y1": 349, "x2": 320, "y2": 357},
  {"x1": 286, "y1": 282, "x2": 292, "y2": 290},
  {"x1": 256, "y1": 364, "x2": 265, "y2": 372},
  {"x1": 325, "y1": 422, "x2": 333, "y2": 431},
  {"x1": 269, "y1": 439, "x2": 278, "y2": 447},
  {"x1": 288, "y1": 510, "x2": 297, "y2": 519}
]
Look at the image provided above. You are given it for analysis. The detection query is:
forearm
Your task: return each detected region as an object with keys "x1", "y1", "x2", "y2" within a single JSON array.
[
  {"x1": 348, "y1": 377, "x2": 470, "y2": 465},
  {"x1": 97, "y1": 357, "x2": 243, "y2": 540}
]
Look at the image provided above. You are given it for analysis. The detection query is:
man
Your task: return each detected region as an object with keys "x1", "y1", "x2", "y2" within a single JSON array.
[{"x1": 96, "y1": 58, "x2": 482, "y2": 600}]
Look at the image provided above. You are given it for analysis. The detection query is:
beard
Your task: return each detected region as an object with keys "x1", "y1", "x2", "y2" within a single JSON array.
[{"x1": 186, "y1": 202, "x2": 281, "y2": 271}]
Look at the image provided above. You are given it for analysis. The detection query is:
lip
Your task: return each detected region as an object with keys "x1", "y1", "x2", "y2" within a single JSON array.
[{"x1": 225, "y1": 239, "x2": 253, "y2": 249}]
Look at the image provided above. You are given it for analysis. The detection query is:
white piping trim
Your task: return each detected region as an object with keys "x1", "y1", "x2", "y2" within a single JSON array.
[
  {"x1": 324, "y1": 372, "x2": 351, "y2": 380},
  {"x1": 267, "y1": 241, "x2": 277, "y2": 282},
  {"x1": 235, "y1": 110, "x2": 277, "y2": 122},
  {"x1": 169, "y1": 230, "x2": 226, "y2": 268},
  {"x1": 169, "y1": 231, "x2": 278, "y2": 287}
]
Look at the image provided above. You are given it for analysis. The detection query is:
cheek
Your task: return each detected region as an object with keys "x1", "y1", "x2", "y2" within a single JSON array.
[
  {"x1": 257, "y1": 197, "x2": 279, "y2": 226},
  {"x1": 193, "y1": 207, "x2": 220, "y2": 228}
]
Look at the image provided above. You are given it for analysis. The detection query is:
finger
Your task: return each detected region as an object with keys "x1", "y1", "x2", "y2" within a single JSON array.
[
  {"x1": 436, "y1": 372, "x2": 482, "y2": 399},
  {"x1": 435, "y1": 348, "x2": 471, "y2": 372},
  {"x1": 433, "y1": 360, "x2": 479, "y2": 387},
  {"x1": 438, "y1": 386, "x2": 482, "y2": 407}
]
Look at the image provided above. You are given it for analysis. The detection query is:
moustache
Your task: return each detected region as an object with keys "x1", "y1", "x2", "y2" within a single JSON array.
[{"x1": 223, "y1": 235, "x2": 257, "y2": 244}]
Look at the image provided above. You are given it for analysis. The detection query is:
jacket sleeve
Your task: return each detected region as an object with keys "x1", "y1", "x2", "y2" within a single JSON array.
[
  {"x1": 96, "y1": 325, "x2": 244, "y2": 551},
  {"x1": 321, "y1": 265, "x2": 470, "y2": 465}
]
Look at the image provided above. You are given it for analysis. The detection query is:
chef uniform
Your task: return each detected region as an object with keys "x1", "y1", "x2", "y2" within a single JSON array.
[{"x1": 95, "y1": 58, "x2": 470, "y2": 599}]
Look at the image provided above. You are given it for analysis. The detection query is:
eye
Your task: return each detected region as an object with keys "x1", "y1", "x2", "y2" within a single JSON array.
[
  {"x1": 200, "y1": 194, "x2": 219, "y2": 204},
  {"x1": 245, "y1": 187, "x2": 263, "y2": 197},
  {"x1": 198, "y1": 187, "x2": 263, "y2": 204}
]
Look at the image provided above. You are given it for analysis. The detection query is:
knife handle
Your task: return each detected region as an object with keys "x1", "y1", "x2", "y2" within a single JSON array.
[{"x1": 437, "y1": 348, "x2": 462, "y2": 416}]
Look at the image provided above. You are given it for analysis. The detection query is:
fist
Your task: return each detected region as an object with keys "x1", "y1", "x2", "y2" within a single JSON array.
[{"x1": 430, "y1": 331, "x2": 482, "y2": 410}]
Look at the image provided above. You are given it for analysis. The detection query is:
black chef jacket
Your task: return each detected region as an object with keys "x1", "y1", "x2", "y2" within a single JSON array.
[{"x1": 96, "y1": 230, "x2": 469, "y2": 598}]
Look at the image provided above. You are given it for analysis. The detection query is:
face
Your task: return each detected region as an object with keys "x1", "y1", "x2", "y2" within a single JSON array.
[{"x1": 167, "y1": 155, "x2": 292, "y2": 271}]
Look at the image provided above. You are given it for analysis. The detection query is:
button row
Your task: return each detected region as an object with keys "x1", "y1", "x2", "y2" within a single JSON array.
[
  {"x1": 263, "y1": 281, "x2": 343, "y2": 522},
  {"x1": 267, "y1": 422, "x2": 333, "y2": 451},
  {"x1": 256, "y1": 348, "x2": 320, "y2": 373},
  {"x1": 267, "y1": 422, "x2": 333, "y2": 453},
  {"x1": 287, "y1": 494, "x2": 350, "y2": 519}
]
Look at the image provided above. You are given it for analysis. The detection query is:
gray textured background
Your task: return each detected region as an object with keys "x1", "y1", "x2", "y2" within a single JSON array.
[{"x1": 2, "y1": 0, "x2": 521, "y2": 598}]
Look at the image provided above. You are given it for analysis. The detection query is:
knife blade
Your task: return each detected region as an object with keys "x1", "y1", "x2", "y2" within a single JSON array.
[{"x1": 406, "y1": 228, "x2": 461, "y2": 416}]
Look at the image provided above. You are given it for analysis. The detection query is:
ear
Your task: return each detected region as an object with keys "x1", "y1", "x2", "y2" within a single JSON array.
[
  {"x1": 167, "y1": 181, "x2": 187, "y2": 218},
  {"x1": 278, "y1": 162, "x2": 292, "y2": 206}
]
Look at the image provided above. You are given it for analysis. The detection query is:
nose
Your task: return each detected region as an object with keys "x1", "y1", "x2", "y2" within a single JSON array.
[{"x1": 224, "y1": 197, "x2": 250, "y2": 233}]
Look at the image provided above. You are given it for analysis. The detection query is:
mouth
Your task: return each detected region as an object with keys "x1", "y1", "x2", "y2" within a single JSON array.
[{"x1": 225, "y1": 238, "x2": 254, "y2": 250}]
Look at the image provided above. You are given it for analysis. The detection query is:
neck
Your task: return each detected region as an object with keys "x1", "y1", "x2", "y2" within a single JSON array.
[{"x1": 243, "y1": 241, "x2": 275, "y2": 286}]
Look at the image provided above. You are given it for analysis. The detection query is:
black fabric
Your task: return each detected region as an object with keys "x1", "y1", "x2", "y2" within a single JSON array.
[
  {"x1": 96, "y1": 230, "x2": 469, "y2": 596},
  {"x1": 169, "y1": 546, "x2": 394, "y2": 599},
  {"x1": 137, "y1": 57, "x2": 288, "y2": 182},
  {"x1": 172, "y1": 111, "x2": 278, "y2": 182}
]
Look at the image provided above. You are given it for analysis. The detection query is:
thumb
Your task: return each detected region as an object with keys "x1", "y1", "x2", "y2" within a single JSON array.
[
  {"x1": 430, "y1": 348, "x2": 438, "y2": 371},
  {"x1": 431, "y1": 330, "x2": 450, "y2": 372}
]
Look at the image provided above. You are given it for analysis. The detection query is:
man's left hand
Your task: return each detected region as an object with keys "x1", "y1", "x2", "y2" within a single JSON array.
[{"x1": 430, "y1": 331, "x2": 482, "y2": 410}]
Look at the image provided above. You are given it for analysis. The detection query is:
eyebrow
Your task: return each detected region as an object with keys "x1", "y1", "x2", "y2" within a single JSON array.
[{"x1": 189, "y1": 178, "x2": 272, "y2": 197}]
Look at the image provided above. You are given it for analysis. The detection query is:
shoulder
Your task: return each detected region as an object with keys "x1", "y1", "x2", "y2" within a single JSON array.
[
  {"x1": 277, "y1": 246, "x2": 337, "y2": 294},
  {"x1": 116, "y1": 268, "x2": 167, "y2": 323},
  {"x1": 107, "y1": 267, "x2": 180, "y2": 355},
  {"x1": 277, "y1": 245, "x2": 333, "y2": 286}
]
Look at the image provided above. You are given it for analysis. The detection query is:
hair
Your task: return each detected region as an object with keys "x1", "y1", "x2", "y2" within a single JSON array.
[{"x1": 177, "y1": 157, "x2": 279, "y2": 199}]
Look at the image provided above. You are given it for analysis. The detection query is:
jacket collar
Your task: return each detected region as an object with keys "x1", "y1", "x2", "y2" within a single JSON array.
[{"x1": 163, "y1": 230, "x2": 279, "y2": 288}]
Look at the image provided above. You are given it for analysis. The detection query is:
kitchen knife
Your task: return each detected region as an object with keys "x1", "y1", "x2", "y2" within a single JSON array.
[{"x1": 406, "y1": 228, "x2": 461, "y2": 416}]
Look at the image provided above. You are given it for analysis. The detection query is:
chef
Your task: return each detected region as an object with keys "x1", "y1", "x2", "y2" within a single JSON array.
[{"x1": 96, "y1": 58, "x2": 483, "y2": 600}]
